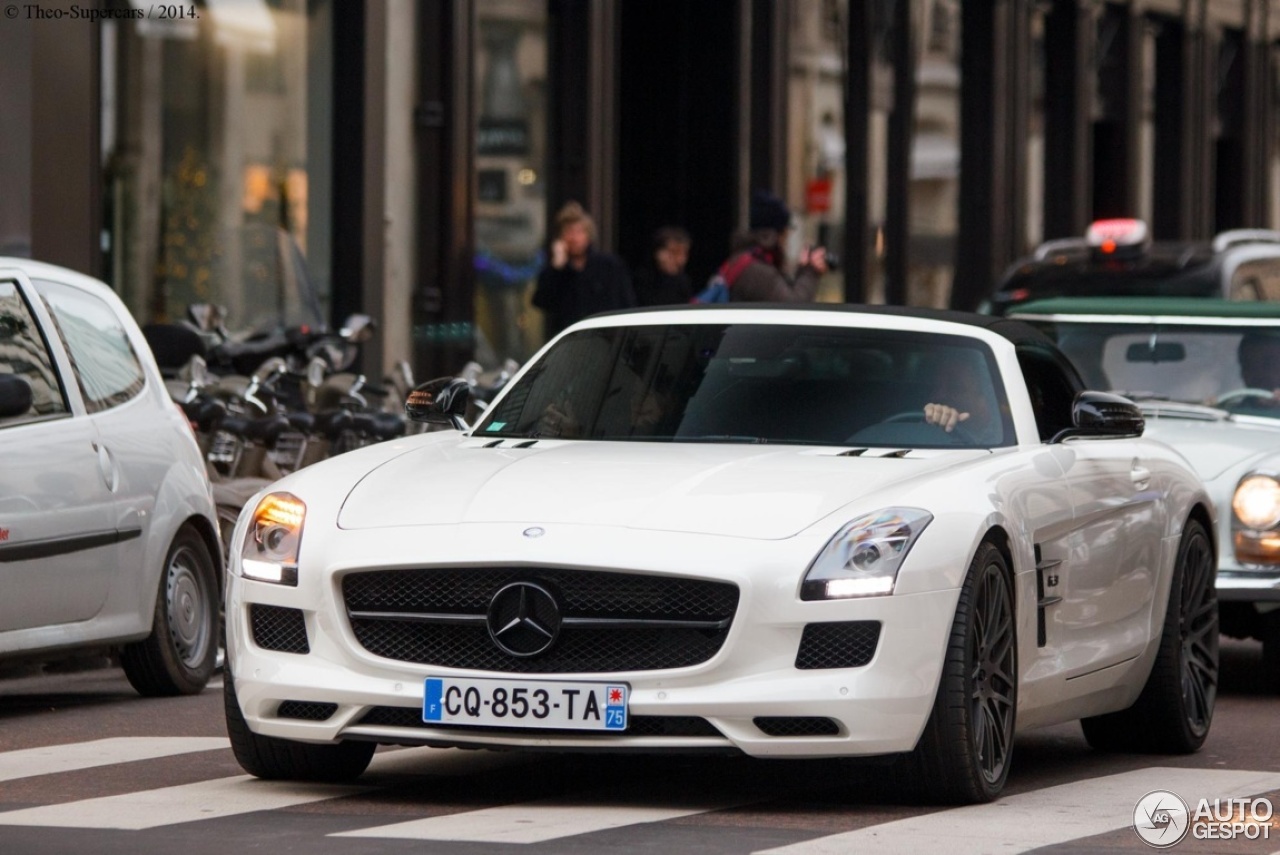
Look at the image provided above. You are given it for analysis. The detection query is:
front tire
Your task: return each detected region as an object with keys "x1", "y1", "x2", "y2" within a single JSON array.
[
  {"x1": 891, "y1": 540, "x2": 1017, "y2": 804},
  {"x1": 121, "y1": 525, "x2": 218, "y2": 696},
  {"x1": 1081, "y1": 518, "x2": 1218, "y2": 753},
  {"x1": 224, "y1": 678, "x2": 375, "y2": 782}
]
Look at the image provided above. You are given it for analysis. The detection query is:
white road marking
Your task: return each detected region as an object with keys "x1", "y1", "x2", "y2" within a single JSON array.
[
  {"x1": 755, "y1": 767, "x2": 1280, "y2": 855},
  {"x1": 0, "y1": 737, "x2": 229, "y2": 783},
  {"x1": 331, "y1": 796, "x2": 742, "y2": 844},
  {"x1": 0, "y1": 775, "x2": 367, "y2": 829}
]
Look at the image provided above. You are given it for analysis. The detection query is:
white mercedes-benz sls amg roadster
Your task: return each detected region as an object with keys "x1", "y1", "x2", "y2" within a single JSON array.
[{"x1": 223, "y1": 305, "x2": 1217, "y2": 804}]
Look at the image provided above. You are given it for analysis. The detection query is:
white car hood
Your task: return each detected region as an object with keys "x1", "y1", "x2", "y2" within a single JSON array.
[
  {"x1": 338, "y1": 439, "x2": 987, "y2": 539},
  {"x1": 1142, "y1": 415, "x2": 1280, "y2": 481}
]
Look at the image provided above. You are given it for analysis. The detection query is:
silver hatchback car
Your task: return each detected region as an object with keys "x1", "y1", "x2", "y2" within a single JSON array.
[{"x1": 0, "y1": 259, "x2": 221, "y2": 695}]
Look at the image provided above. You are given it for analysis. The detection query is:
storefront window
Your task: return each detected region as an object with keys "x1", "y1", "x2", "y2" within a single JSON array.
[
  {"x1": 103, "y1": 0, "x2": 331, "y2": 333},
  {"x1": 472, "y1": 0, "x2": 548, "y2": 366}
]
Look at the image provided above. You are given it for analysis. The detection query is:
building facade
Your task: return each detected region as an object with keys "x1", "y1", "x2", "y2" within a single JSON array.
[{"x1": 2, "y1": 0, "x2": 1279, "y2": 381}]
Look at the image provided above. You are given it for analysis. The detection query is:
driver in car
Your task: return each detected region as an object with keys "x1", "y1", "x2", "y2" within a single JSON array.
[
  {"x1": 922, "y1": 357, "x2": 998, "y2": 437},
  {"x1": 1220, "y1": 331, "x2": 1280, "y2": 412}
]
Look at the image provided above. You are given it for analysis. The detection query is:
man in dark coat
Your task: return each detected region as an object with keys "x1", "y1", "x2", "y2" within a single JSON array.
[
  {"x1": 633, "y1": 226, "x2": 693, "y2": 306},
  {"x1": 533, "y1": 202, "x2": 636, "y2": 338}
]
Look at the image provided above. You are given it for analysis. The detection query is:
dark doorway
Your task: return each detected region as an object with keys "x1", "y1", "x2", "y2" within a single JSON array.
[{"x1": 618, "y1": 0, "x2": 739, "y2": 287}]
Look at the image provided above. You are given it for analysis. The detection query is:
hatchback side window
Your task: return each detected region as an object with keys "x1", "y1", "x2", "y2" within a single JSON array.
[
  {"x1": 35, "y1": 279, "x2": 146, "y2": 414},
  {"x1": 1230, "y1": 259, "x2": 1280, "y2": 301},
  {"x1": 0, "y1": 280, "x2": 69, "y2": 426}
]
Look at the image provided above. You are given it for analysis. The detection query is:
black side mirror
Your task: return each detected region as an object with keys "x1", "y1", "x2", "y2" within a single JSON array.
[
  {"x1": 1051, "y1": 391, "x2": 1145, "y2": 443},
  {"x1": 406, "y1": 377, "x2": 471, "y2": 430},
  {"x1": 0, "y1": 374, "x2": 33, "y2": 418}
]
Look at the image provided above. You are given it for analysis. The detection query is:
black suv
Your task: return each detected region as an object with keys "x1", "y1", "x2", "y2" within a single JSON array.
[{"x1": 983, "y1": 218, "x2": 1280, "y2": 315}]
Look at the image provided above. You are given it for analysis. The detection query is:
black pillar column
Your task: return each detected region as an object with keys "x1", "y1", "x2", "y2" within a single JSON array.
[
  {"x1": 749, "y1": 0, "x2": 788, "y2": 197},
  {"x1": 953, "y1": 0, "x2": 1028, "y2": 311},
  {"x1": 1181, "y1": 4, "x2": 1215, "y2": 237},
  {"x1": 884, "y1": 0, "x2": 916, "y2": 306},
  {"x1": 1043, "y1": 0, "x2": 1093, "y2": 240},
  {"x1": 413, "y1": 1, "x2": 474, "y2": 378},
  {"x1": 1090, "y1": 3, "x2": 1142, "y2": 220},
  {"x1": 844, "y1": 0, "x2": 873, "y2": 303},
  {"x1": 1152, "y1": 15, "x2": 1185, "y2": 240},
  {"x1": 1214, "y1": 28, "x2": 1247, "y2": 232}
]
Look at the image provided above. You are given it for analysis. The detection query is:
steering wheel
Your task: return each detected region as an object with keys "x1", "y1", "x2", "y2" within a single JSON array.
[
  {"x1": 1214, "y1": 388, "x2": 1277, "y2": 408},
  {"x1": 878, "y1": 409, "x2": 977, "y2": 444}
]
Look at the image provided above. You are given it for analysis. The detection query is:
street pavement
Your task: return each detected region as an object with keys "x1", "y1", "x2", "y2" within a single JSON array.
[{"x1": 0, "y1": 640, "x2": 1277, "y2": 855}]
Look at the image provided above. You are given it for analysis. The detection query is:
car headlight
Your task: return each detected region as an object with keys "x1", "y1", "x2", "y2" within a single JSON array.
[
  {"x1": 801, "y1": 508, "x2": 933, "y2": 600},
  {"x1": 1233, "y1": 475, "x2": 1280, "y2": 530},
  {"x1": 240, "y1": 492, "x2": 305, "y2": 585}
]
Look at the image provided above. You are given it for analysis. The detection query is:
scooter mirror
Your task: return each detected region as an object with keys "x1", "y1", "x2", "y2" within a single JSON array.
[
  {"x1": 340, "y1": 313, "x2": 376, "y2": 344},
  {"x1": 306, "y1": 356, "x2": 327, "y2": 389}
]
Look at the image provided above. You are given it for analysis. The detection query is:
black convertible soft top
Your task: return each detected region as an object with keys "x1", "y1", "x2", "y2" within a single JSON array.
[{"x1": 596, "y1": 302, "x2": 1058, "y2": 350}]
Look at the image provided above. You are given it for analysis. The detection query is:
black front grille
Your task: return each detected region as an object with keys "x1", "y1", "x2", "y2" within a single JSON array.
[
  {"x1": 794, "y1": 621, "x2": 880, "y2": 669},
  {"x1": 342, "y1": 568, "x2": 739, "y2": 672},
  {"x1": 357, "y1": 705, "x2": 722, "y2": 738},
  {"x1": 277, "y1": 701, "x2": 338, "y2": 721},
  {"x1": 250, "y1": 604, "x2": 310, "y2": 654},
  {"x1": 754, "y1": 716, "x2": 840, "y2": 737}
]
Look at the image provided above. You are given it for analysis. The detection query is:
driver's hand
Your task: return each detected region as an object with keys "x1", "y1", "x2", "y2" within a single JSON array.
[
  {"x1": 923, "y1": 403, "x2": 970, "y2": 433},
  {"x1": 540, "y1": 402, "x2": 581, "y2": 437}
]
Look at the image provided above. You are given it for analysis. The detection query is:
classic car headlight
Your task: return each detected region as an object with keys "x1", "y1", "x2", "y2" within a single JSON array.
[
  {"x1": 1233, "y1": 475, "x2": 1280, "y2": 530},
  {"x1": 1233, "y1": 475, "x2": 1280, "y2": 565},
  {"x1": 240, "y1": 492, "x2": 305, "y2": 586},
  {"x1": 801, "y1": 508, "x2": 933, "y2": 600}
]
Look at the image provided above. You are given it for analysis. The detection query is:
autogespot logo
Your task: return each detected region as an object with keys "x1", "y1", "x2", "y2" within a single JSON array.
[{"x1": 1134, "y1": 790, "x2": 1191, "y2": 848}]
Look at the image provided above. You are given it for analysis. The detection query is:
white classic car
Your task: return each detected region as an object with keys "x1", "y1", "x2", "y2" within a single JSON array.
[
  {"x1": 0, "y1": 259, "x2": 221, "y2": 695},
  {"x1": 223, "y1": 305, "x2": 1216, "y2": 804},
  {"x1": 1013, "y1": 296, "x2": 1280, "y2": 692}
]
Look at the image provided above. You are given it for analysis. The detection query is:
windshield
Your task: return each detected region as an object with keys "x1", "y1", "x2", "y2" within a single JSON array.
[
  {"x1": 475, "y1": 323, "x2": 1013, "y2": 448},
  {"x1": 1022, "y1": 318, "x2": 1280, "y2": 419}
]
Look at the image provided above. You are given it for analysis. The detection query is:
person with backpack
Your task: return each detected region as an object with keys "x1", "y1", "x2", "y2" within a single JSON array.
[{"x1": 696, "y1": 189, "x2": 829, "y2": 303}]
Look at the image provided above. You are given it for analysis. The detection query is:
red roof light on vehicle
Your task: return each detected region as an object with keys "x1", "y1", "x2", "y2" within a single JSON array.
[
  {"x1": 1085, "y1": 218, "x2": 1149, "y2": 260},
  {"x1": 1086, "y1": 218, "x2": 1148, "y2": 248}
]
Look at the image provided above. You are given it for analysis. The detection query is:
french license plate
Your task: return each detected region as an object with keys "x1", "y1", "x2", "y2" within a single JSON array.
[{"x1": 423, "y1": 677, "x2": 629, "y2": 731}]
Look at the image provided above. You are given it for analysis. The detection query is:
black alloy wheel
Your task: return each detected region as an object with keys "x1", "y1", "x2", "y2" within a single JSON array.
[
  {"x1": 1081, "y1": 518, "x2": 1218, "y2": 753},
  {"x1": 971, "y1": 558, "x2": 1017, "y2": 785},
  {"x1": 889, "y1": 540, "x2": 1017, "y2": 804},
  {"x1": 1178, "y1": 522, "x2": 1218, "y2": 738}
]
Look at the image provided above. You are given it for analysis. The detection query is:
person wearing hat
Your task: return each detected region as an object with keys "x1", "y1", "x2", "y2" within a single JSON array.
[{"x1": 716, "y1": 189, "x2": 829, "y2": 303}]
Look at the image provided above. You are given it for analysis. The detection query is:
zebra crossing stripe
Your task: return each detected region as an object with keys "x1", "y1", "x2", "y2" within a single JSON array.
[
  {"x1": 331, "y1": 796, "x2": 745, "y2": 844},
  {"x1": 0, "y1": 737, "x2": 230, "y2": 783},
  {"x1": 754, "y1": 767, "x2": 1280, "y2": 855},
  {"x1": 0, "y1": 776, "x2": 368, "y2": 829}
]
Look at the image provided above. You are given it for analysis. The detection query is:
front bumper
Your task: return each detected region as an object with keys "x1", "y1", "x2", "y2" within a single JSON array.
[{"x1": 224, "y1": 527, "x2": 961, "y2": 759}]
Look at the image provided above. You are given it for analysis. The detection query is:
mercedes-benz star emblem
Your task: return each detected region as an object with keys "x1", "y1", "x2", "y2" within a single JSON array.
[
  {"x1": 523, "y1": 526, "x2": 545, "y2": 538},
  {"x1": 487, "y1": 581, "x2": 562, "y2": 657}
]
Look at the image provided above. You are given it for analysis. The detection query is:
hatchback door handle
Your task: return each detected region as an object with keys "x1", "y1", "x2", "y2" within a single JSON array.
[
  {"x1": 93, "y1": 442, "x2": 119, "y2": 493},
  {"x1": 1131, "y1": 466, "x2": 1151, "y2": 490}
]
